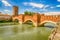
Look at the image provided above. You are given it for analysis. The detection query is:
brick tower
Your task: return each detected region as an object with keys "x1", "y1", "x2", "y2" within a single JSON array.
[{"x1": 12, "y1": 6, "x2": 18, "y2": 16}]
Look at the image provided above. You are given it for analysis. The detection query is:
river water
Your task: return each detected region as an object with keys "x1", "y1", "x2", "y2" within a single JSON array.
[{"x1": 0, "y1": 24, "x2": 52, "y2": 40}]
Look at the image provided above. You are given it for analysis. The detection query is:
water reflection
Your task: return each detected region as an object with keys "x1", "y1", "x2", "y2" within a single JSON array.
[
  {"x1": 44, "y1": 22, "x2": 55, "y2": 28},
  {"x1": 12, "y1": 26, "x2": 18, "y2": 34},
  {"x1": 0, "y1": 27, "x2": 5, "y2": 36},
  {"x1": 0, "y1": 24, "x2": 53, "y2": 40}
]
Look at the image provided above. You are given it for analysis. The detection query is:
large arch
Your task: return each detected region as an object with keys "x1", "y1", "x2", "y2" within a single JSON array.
[
  {"x1": 13, "y1": 18, "x2": 19, "y2": 22},
  {"x1": 40, "y1": 21, "x2": 56, "y2": 25},
  {"x1": 14, "y1": 19, "x2": 19, "y2": 23},
  {"x1": 24, "y1": 19, "x2": 35, "y2": 26},
  {"x1": 24, "y1": 19, "x2": 34, "y2": 23},
  {"x1": 40, "y1": 21, "x2": 57, "y2": 27},
  {"x1": 13, "y1": 18, "x2": 22, "y2": 24}
]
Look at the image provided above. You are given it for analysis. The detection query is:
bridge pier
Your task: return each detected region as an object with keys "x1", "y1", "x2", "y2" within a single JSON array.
[
  {"x1": 34, "y1": 23, "x2": 38, "y2": 27},
  {"x1": 19, "y1": 21, "x2": 23, "y2": 24}
]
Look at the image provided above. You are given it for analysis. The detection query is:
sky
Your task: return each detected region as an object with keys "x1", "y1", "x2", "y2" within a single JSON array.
[{"x1": 0, "y1": 0, "x2": 60, "y2": 14}]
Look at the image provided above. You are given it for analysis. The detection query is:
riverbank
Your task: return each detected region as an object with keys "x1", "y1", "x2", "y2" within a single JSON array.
[{"x1": 0, "y1": 22, "x2": 19, "y2": 26}]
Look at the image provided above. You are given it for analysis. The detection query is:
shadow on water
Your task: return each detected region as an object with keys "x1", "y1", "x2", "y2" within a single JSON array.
[
  {"x1": 44, "y1": 25, "x2": 55, "y2": 28},
  {"x1": 40, "y1": 25, "x2": 55, "y2": 28},
  {"x1": 39, "y1": 22, "x2": 56, "y2": 28},
  {"x1": 0, "y1": 27, "x2": 5, "y2": 36}
]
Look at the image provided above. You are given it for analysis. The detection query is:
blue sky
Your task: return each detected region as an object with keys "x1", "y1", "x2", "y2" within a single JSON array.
[{"x1": 0, "y1": 0, "x2": 60, "y2": 14}]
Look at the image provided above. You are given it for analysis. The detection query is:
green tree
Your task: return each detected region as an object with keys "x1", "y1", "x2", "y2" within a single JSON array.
[
  {"x1": 24, "y1": 11, "x2": 29, "y2": 15},
  {"x1": 24, "y1": 11, "x2": 35, "y2": 16}
]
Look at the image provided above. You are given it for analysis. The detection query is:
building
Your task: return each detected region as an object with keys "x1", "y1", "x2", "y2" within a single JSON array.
[
  {"x1": 0, "y1": 12, "x2": 11, "y2": 21},
  {"x1": 12, "y1": 6, "x2": 18, "y2": 16},
  {"x1": 0, "y1": 6, "x2": 19, "y2": 21}
]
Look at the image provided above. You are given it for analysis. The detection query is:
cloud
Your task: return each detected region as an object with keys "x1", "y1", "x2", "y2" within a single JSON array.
[
  {"x1": 42, "y1": 5, "x2": 49, "y2": 11},
  {"x1": 23, "y1": 2, "x2": 28, "y2": 6},
  {"x1": 44, "y1": 12, "x2": 60, "y2": 15},
  {"x1": 4, "y1": 10, "x2": 10, "y2": 12},
  {"x1": 1, "y1": 0, "x2": 11, "y2": 6},
  {"x1": 43, "y1": 5, "x2": 49, "y2": 8},
  {"x1": 56, "y1": 5, "x2": 60, "y2": 7},
  {"x1": 57, "y1": 0, "x2": 60, "y2": 2},
  {"x1": 50, "y1": 6, "x2": 54, "y2": 8},
  {"x1": 29, "y1": 2, "x2": 44, "y2": 8},
  {"x1": 23, "y1": 2, "x2": 50, "y2": 12},
  {"x1": 23, "y1": 2, "x2": 44, "y2": 8},
  {"x1": 25, "y1": 8, "x2": 33, "y2": 11}
]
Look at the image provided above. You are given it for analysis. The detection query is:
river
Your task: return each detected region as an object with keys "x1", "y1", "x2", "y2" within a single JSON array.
[{"x1": 0, "y1": 23, "x2": 53, "y2": 40}]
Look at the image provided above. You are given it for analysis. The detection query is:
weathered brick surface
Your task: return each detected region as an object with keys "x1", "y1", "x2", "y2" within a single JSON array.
[{"x1": 12, "y1": 13, "x2": 60, "y2": 26}]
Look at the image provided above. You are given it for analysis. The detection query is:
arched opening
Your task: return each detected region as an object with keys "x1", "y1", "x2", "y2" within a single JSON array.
[
  {"x1": 44, "y1": 22, "x2": 56, "y2": 28},
  {"x1": 40, "y1": 21, "x2": 56, "y2": 28},
  {"x1": 24, "y1": 19, "x2": 35, "y2": 27},
  {"x1": 14, "y1": 19, "x2": 19, "y2": 23},
  {"x1": 24, "y1": 20, "x2": 33, "y2": 25}
]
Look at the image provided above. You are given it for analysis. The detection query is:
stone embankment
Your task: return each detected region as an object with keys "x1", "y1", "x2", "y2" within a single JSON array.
[{"x1": 48, "y1": 22, "x2": 60, "y2": 40}]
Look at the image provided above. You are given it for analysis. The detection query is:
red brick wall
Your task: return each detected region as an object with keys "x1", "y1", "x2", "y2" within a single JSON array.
[{"x1": 13, "y1": 14, "x2": 60, "y2": 25}]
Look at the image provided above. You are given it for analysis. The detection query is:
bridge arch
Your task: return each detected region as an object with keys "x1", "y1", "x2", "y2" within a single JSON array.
[
  {"x1": 13, "y1": 18, "x2": 20, "y2": 23},
  {"x1": 24, "y1": 19, "x2": 35, "y2": 26},
  {"x1": 13, "y1": 17, "x2": 23, "y2": 24},
  {"x1": 40, "y1": 21, "x2": 57, "y2": 27}
]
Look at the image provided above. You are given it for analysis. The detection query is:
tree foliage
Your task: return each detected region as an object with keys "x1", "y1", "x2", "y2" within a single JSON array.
[{"x1": 24, "y1": 11, "x2": 35, "y2": 15}]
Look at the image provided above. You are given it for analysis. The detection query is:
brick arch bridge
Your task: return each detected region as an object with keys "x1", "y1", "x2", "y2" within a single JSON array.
[{"x1": 12, "y1": 13, "x2": 60, "y2": 27}]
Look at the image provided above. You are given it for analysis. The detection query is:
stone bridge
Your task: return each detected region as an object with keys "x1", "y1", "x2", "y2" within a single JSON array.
[{"x1": 12, "y1": 13, "x2": 60, "y2": 27}]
